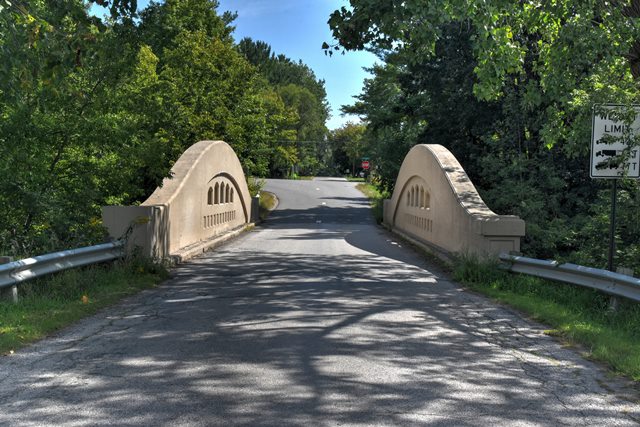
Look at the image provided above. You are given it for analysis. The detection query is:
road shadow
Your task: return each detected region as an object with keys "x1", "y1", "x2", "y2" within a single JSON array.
[
  {"x1": 313, "y1": 177, "x2": 348, "y2": 182},
  {"x1": 1, "y1": 248, "x2": 634, "y2": 426},
  {"x1": 265, "y1": 204, "x2": 375, "y2": 226},
  {"x1": 262, "y1": 205, "x2": 428, "y2": 270}
]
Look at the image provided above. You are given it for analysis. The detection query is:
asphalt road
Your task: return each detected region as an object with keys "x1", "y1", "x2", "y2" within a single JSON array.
[{"x1": 1, "y1": 178, "x2": 639, "y2": 426}]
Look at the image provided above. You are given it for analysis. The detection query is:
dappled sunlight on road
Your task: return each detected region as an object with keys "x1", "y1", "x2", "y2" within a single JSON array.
[
  {"x1": 2, "y1": 241, "x2": 636, "y2": 426},
  {"x1": 1, "y1": 178, "x2": 638, "y2": 426}
]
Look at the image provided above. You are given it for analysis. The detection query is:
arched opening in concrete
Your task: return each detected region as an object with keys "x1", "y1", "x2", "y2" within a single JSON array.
[
  {"x1": 383, "y1": 144, "x2": 525, "y2": 256},
  {"x1": 102, "y1": 141, "x2": 254, "y2": 261}
]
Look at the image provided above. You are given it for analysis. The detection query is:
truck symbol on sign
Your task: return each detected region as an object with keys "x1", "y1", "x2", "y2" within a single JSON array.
[{"x1": 595, "y1": 149, "x2": 621, "y2": 157}]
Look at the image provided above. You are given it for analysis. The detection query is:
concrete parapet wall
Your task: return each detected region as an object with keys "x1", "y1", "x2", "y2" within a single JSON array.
[
  {"x1": 102, "y1": 205, "x2": 168, "y2": 259},
  {"x1": 102, "y1": 141, "x2": 252, "y2": 260},
  {"x1": 383, "y1": 144, "x2": 525, "y2": 257}
]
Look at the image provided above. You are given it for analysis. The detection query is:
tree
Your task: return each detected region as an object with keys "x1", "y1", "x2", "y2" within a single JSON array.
[
  {"x1": 0, "y1": 0, "x2": 145, "y2": 254},
  {"x1": 328, "y1": 1, "x2": 640, "y2": 154},
  {"x1": 329, "y1": 123, "x2": 367, "y2": 176},
  {"x1": 238, "y1": 38, "x2": 330, "y2": 176},
  {"x1": 237, "y1": 38, "x2": 273, "y2": 70},
  {"x1": 136, "y1": 0, "x2": 300, "y2": 177},
  {"x1": 138, "y1": 0, "x2": 236, "y2": 56},
  {"x1": 328, "y1": 2, "x2": 640, "y2": 266},
  {"x1": 342, "y1": 60, "x2": 425, "y2": 189},
  {"x1": 0, "y1": 0, "x2": 325, "y2": 256}
]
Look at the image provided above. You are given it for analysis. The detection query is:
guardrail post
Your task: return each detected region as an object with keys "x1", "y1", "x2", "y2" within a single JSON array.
[
  {"x1": 0, "y1": 256, "x2": 18, "y2": 303},
  {"x1": 610, "y1": 267, "x2": 635, "y2": 311}
]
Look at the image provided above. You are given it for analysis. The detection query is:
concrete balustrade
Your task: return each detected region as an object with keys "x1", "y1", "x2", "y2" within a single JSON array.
[
  {"x1": 102, "y1": 141, "x2": 253, "y2": 261},
  {"x1": 383, "y1": 144, "x2": 525, "y2": 257}
]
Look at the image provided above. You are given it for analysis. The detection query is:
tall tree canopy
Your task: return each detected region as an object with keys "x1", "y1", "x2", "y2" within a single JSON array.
[
  {"x1": 238, "y1": 37, "x2": 330, "y2": 176},
  {"x1": 329, "y1": 1, "x2": 640, "y2": 269},
  {"x1": 0, "y1": 0, "x2": 330, "y2": 256},
  {"x1": 328, "y1": 0, "x2": 640, "y2": 154},
  {"x1": 328, "y1": 122, "x2": 367, "y2": 176}
]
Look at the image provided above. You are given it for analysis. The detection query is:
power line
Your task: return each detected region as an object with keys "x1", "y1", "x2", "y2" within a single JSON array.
[{"x1": 271, "y1": 140, "x2": 328, "y2": 145}]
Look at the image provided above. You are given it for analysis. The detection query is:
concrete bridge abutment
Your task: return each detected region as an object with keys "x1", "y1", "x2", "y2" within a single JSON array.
[
  {"x1": 383, "y1": 144, "x2": 525, "y2": 259},
  {"x1": 102, "y1": 140, "x2": 254, "y2": 262}
]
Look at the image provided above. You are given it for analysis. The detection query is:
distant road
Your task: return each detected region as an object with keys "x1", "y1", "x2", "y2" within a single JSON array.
[{"x1": 0, "y1": 178, "x2": 638, "y2": 426}]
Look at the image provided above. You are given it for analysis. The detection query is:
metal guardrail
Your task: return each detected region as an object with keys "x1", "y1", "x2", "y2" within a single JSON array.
[
  {"x1": 0, "y1": 241, "x2": 125, "y2": 290},
  {"x1": 499, "y1": 253, "x2": 640, "y2": 303}
]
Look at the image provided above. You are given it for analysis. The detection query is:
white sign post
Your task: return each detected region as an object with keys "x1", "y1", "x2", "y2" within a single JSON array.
[
  {"x1": 590, "y1": 104, "x2": 640, "y2": 273},
  {"x1": 590, "y1": 105, "x2": 640, "y2": 179}
]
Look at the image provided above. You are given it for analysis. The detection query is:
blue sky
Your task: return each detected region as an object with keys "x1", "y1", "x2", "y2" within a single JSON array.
[
  {"x1": 93, "y1": 0, "x2": 377, "y2": 129},
  {"x1": 217, "y1": 0, "x2": 377, "y2": 129}
]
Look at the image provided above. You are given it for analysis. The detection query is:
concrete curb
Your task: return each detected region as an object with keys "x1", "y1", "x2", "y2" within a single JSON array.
[
  {"x1": 170, "y1": 224, "x2": 255, "y2": 264},
  {"x1": 382, "y1": 223, "x2": 455, "y2": 267}
]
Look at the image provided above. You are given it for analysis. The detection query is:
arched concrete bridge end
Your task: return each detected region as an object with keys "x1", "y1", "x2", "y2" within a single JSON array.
[
  {"x1": 383, "y1": 144, "x2": 525, "y2": 258},
  {"x1": 102, "y1": 140, "x2": 256, "y2": 262}
]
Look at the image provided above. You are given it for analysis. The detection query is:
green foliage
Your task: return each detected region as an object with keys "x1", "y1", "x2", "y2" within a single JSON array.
[
  {"x1": 568, "y1": 180, "x2": 640, "y2": 274},
  {"x1": 328, "y1": 122, "x2": 367, "y2": 176},
  {"x1": 454, "y1": 256, "x2": 640, "y2": 380},
  {"x1": 277, "y1": 83, "x2": 328, "y2": 175},
  {"x1": 333, "y1": 7, "x2": 640, "y2": 269},
  {"x1": 328, "y1": 1, "x2": 640, "y2": 155},
  {"x1": 342, "y1": 60, "x2": 425, "y2": 190},
  {"x1": 0, "y1": 0, "x2": 329, "y2": 257},
  {"x1": 247, "y1": 176, "x2": 265, "y2": 197},
  {"x1": 0, "y1": 0, "x2": 144, "y2": 255},
  {"x1": 355, "y1": 182, "x2": 389, "y2": 223},
  {"x1": 258, "y1": 190, "x2": 277, "y2": 221},
  {"x1": 238, "y1": 37, "x2": 330, "y2": 177},
  {"x1": 138, "y1": 0, "x2": 235, "y2": 54},
  {"x1": 328, "y1": 1, "x2": 640, "y2": 115},
  {"x1": 92, "y1": 0, "x2": 138, "y2": 18},
  {"x1": 239, "y1": 37, "x2": 329, "y2": 104}
]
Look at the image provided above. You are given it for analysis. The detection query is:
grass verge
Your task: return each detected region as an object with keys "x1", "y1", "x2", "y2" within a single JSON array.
[
  {"x1": 346, "y1": 176, "x2": 365, "y2": 182},
  {"x1": 355, "y1": 183, "x2": 389, "y2": 223},
  {"x1": 454, "y1": 256, "x2": 640, "y2": 381},
  {"x1": 0, "y1": 257, "x2": 168, "y2": 355},
  {"x1": 259, "y1": 190, "x2": 278, "y2": 221}
]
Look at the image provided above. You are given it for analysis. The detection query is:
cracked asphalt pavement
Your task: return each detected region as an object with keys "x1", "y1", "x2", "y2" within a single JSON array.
[{"x1": 1, "y1": 177, "x2": 639, "y2": 426}]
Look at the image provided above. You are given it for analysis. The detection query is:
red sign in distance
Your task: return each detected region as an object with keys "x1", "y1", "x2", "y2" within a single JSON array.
[{"x1": 361, "y1": 160, "x2": 370, "y2": 170}]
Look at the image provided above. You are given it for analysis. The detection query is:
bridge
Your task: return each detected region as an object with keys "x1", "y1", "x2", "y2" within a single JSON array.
[
  {"x1": 102, "y1": 140, "x2": 525, "y2": 263},
  {"x1": 0, "y1": 142, "x2": 636, "y2": 426}
]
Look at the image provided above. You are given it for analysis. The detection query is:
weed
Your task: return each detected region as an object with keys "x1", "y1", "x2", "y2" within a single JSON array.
[
  {"x1": 0, "y1": 257, "x2": 168, "y2": 354},
  {"x1": 355, "y1": 183, "x2": 389, "y2": 223},
  {"x1": 258, "y1": 191, "x2": 278, "y2": 221},
  {"x1": 453, "y1": 255, "x2": 640, "y2": 381},
  {"x1": 247, "y1": 177, "x2": 266, "y2": 197}
]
